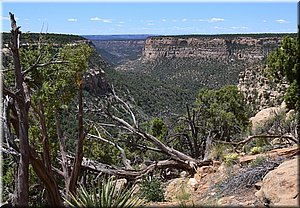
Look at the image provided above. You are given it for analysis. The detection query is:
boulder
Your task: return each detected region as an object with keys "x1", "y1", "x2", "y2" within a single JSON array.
[
  {"x1": 250, "y1": 102, "x2": 287, "y2": 133},
  {"x1": 164, "y1": 178, "x2": 192, "y2": 202},
  {"x1": 255, "y1": 157, "x2": 299, "y2": 207},
  {"x1": 113, "y1": 178, "x2": 127, "y2": 193}
]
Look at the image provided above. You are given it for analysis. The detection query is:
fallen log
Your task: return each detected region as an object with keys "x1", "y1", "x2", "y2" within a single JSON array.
[{"x1": 80, "y1": 157, "x2": 212, "y2": 179}]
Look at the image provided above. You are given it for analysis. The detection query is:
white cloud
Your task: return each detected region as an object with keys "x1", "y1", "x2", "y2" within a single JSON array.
[
  {"x1": 231, "y1": 26, "x2": 248, "y2": 29},
  {"x1": 275, "y1": 19, "x2": 288, "y2": 24},
  {"x1": 162, "y1": 19, "x2": 167, "y2": 22},
  {"x1": 214, "y1": 26, "x2": 225, "y2": 30},
  {"x1": 90, "y1": 17, "x2": 112, "y2": 23},
  {"x1": 103, "y1": 19, "x2": 112, "y2": 23},
  {"x1": 147, "y1": 23, "x2": 155, "y2": 26},
  {"x1": 182, "y1": 18, "x2": 187, "y2": 22},
  {"x1": 209, "y1": 17, "x2": 225, "y2": 22},
  {"x1": 67, "y1": 18, "x2": 77, "y2": 22},
  {"x1": 90, "y1": 17, "x2": 101, "y2": 21},
  {"x1": 263, "y1": 20, "x2": 267, "y2": 23}
]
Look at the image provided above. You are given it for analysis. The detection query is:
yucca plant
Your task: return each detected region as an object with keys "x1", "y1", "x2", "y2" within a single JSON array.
[{"x1": 65, "y1": 177, "x2": 144, "y2": 207}]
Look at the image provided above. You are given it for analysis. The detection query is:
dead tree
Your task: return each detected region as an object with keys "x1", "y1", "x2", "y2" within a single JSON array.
[
  {"x1": 8, "y1": 12, "x2": 30, "y2": 206},
  {"x1": 4, "y1": 12, "x2": 63, "y2": 206},
  {"x1": 86, "y1": 91, "x2": 213, "y2": 176}
]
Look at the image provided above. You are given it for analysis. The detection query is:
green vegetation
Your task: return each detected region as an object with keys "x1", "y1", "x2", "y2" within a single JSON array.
[
  {"x1": 267, "y1": 36, "x2": 299, "y2": 110},
  {"x1": 66, "y1": 177, "x2": 144, "y2": 208},
  {"x1": 2, "y1": 32, "x2": 86, "y2": 45},
  {"x1": 224, "y1": 153, "x2": 239, "y2": 166},
  {"x1": 171, "y1": 85, "x2": 250, "y2": 159},
  {"x1": 151, "y1": 117, "x2": 167, "y2": 139},
  {"x1": 250, "y1": 146, "x2": 264, "y2": 155},
  {"x1": 106, "y1": 69, "x2": 190, "y2": 118},
  {"x1": 92, "y1": 40, "x2": 144, "y2": 66},
  {"x1": 140, "y1": 177, "x2": 165, "y2": 202}
]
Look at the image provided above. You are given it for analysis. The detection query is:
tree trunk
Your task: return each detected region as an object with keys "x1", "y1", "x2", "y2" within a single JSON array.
[
  {"x1": 68, "y1": 74, "x2": 85, "y2": 194},
  {"x1": 9, "y1": 12, "x2": 30, "y2": 207},
  {"x1": 203, "y1": 133, "x2": 213, "y2": 161},
  {"x1": 29, "y1": 149, "x2": 63, "y2": 207},
  {"x1": 54, "y1": 110, "x2": 70, "y2": 192}
]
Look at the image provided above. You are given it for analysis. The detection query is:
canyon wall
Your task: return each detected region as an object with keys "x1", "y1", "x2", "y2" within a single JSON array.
[{"x1": 142, "y1": 35, "x2": 283, "y2": 62}]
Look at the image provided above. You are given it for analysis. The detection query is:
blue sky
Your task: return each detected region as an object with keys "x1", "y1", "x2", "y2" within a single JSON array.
[{"x1": 1, "y1": 1, "x2": 298, "y2": 35}]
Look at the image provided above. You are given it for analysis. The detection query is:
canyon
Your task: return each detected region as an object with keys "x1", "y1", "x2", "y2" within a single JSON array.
[{"x1": 97, "y1": 33, "x2": 295, "y2": 117}]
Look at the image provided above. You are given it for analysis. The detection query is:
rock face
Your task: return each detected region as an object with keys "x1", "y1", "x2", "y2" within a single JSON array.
[
  {"x1": 164, "y1": 178, "x2": 191, "y2": 202},
  {"x1": 238, "y1": 66, "x2": 289, "y2": 112},
  {"x1": 83, "y1": 51, "x2": 111, "y2": 96},
  {"x1": 143, "y1": 35, "x2": 283, "y2": 62},
  {"x1": 255, "y1": 157, "x2": 299, "y2": 207}
]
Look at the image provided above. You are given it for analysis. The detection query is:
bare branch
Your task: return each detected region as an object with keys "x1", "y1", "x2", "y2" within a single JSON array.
[
  {"x1": 3, "y1": 86, "x2": 21, "y2": 102},
  {"x1": 22, "y1": 60, "x2": 68, "y2": 76},
  {"x1": 111, "y1": 86, "x2": 138, "y2": 128},
  {"x1": 88, "y1": 132, "x2": 134, "y2": 170}
]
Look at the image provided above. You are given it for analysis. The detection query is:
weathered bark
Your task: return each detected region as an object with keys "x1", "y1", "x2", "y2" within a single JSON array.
[
  {"x1": 203, "y1": 133, "x2": 213, "y2": 161},
  {"x1": 54, "y1": 110, "x2": 70, "y2": 190},
  {"x1": 79, "y1": 157, "x2": 212, "y2": 180},
  {"x1": 68, "y1": 74, "x2": 86, "y2": 194},
  {"x1": 37, "y1": 101, "x2": 52, "y2": 173},
  {"x1": 29, "y1": 149, "x2": 63, "y2": 207},
  {"x1": 34, "y1": 101, "x2": 63, "y2": 205},
  {"x1": 186, "y1": 104, "x2": 199, "y2": 158},
  {"x1": 9, "y1": 12, "x2": 30, "y2": 206}
]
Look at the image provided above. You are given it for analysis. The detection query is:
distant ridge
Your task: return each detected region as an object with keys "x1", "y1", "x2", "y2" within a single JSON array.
[
  {"x1": 149, "y1": 33, "x2": 297, "y2": 39},
  {"x1": 82, "y1": 34, "x2": 157, "y2": 41}
]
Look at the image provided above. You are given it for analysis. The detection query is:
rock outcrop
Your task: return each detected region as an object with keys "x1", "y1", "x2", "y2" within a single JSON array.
[
  {"x1": 255, "y1": 157, "x2": 299, "y2": 207},
  {"x1": 238, "y1": 66, "x2": 289, "y2": 112},
  {"x1": 143, "y1": 35, "x2": 283, "y2": 62},
  {"x1": 249, "y1": 101, "x2": 287, "y2": 133}
]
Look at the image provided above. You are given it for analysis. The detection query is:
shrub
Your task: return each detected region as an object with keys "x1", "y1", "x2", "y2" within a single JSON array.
[
  {"x1": 250, "y1": 146, "x2": 264, "y2": 155},
  {"x1": 224, "y1": 153, "x2": 239, "y2": 166},
  {"x1": 140, "y1": 176, "x2": 165, "y2": 202}
]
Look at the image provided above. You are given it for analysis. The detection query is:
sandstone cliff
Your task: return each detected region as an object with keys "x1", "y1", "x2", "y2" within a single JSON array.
[{"x1": 142, "y1": 35, "x2": 283, "y2": 63}]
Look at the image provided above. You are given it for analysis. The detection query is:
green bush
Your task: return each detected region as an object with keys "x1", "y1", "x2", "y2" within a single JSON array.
[
  {"x1": 140, "y1": 177, "x2": 165, "y2": 202},
  {"x1": 224, "y1": 153, "x2": 239, "y2": 166},
  {"x1": 250, "y1": 146, "x2": 264, "y2": 155}
]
